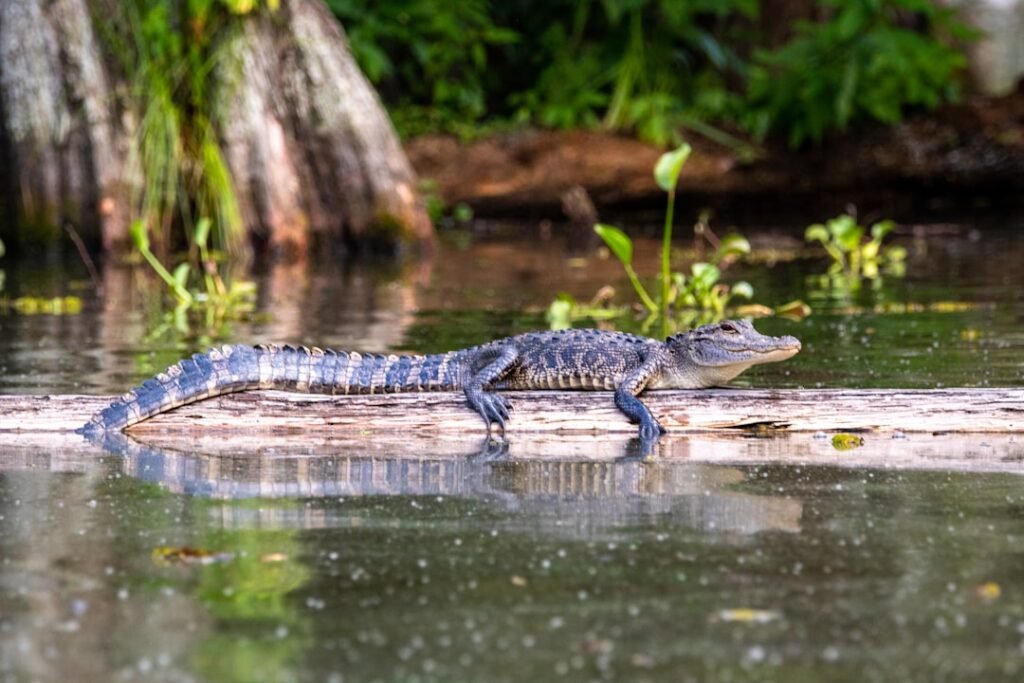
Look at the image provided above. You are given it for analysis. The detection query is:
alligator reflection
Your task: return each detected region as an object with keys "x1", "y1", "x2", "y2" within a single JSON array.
[{"x1": 94, "y1": 432, "x2": 803, "y2": 536}]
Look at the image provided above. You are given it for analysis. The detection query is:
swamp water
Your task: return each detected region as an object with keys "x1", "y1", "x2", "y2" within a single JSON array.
[{"x1": 1, "y1": 222, "x2": 1024, "y2": 682}]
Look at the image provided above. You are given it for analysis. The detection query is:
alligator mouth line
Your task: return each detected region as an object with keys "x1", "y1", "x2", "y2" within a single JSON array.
[{"x1": 729, "y1": 343, "x2": 801, "y2": 355}]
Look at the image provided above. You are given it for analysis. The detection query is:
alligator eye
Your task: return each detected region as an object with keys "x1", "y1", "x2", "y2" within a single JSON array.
[{"x1": 719, "y1": 322, "x2": 738, "y2": 334}]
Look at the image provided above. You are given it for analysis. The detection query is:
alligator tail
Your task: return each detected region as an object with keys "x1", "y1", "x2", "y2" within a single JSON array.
[{"x1": 78, "y1": 344, "x2": 464, "y2": 435}]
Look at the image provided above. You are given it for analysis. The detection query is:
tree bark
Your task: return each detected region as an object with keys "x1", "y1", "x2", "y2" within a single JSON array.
[
  {"x1": 220, "y1": 0, "x2": 433, "y2": 259},
  {"x1": 0, "y1": 0, "x2": 134, "y2": 250},
  {"x1": 0, "y1": 0, "x2": 432, "y2": 256}
]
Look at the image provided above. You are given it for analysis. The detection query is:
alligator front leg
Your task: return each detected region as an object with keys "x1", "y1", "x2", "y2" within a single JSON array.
[
  {"x1": 614, "y1": 356, "x2": 666, "y2": 441},
  {"x1": 464, "y1": 345, "x2": 517, "y2": 435}
]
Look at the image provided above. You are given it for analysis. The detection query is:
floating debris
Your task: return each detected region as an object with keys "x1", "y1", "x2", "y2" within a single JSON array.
[
  {"x1": 714, "y1": 608, "x2": 782, "y2": 624},
  {"x1": 832, "y1": 433, "x2": 865, "y2": 451},
  {"x1": 152, "y1": 546, "x2": 234, "y2": 566},
  {"x1": 976, "y1": 582, "x2": 1001, "y2": 601}
]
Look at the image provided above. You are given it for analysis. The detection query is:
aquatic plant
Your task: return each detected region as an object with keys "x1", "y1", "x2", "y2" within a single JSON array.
[
  {"x1": 92, "y1": 2, "x2": 273, "y2": 337},
  {"x1": 805, "y1": 213, "x2": 907, "y2": 296},
  {"x1": 131, "y1": 217, "x2": 256, "y2": 338},
  {"x1": 549, "y1": 143, "x2": 807, "y2": 334}
]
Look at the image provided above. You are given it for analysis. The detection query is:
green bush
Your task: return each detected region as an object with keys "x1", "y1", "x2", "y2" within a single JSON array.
[
  {"x1": 329, "y1": 0, "x2": 971, "y2": 148},
  {"x1": 745, "y1": 0, "x2": 972, "y2": 146},
  {"x1": 325, "y1": 0, "x2": 517, "y2": 136}
]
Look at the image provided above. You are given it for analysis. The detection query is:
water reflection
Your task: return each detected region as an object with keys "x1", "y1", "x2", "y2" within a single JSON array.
[
  {"x1": 93, "y1": 432, "x2": 803, "y2": 537},
  {"x1": 4, "y1": 437, "x2": 1024, "y2": 682}
]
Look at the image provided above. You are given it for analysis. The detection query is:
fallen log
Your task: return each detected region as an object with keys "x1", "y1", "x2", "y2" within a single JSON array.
[{"x1": 0, "y1": 387, "x2": 1021, "y2": 435}]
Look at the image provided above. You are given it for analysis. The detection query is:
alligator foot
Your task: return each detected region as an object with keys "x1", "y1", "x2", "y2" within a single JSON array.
[{"x1": 465, "y1": 387, "x2": 512, "y2": 436}]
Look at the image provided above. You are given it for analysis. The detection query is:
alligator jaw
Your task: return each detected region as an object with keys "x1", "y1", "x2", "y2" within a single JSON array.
[{"x1": 744, "y1": 336, "x2": 801, "y2": 364}]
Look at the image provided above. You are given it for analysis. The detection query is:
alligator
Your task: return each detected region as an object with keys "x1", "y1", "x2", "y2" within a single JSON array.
[{"x1": 79, "y1": 320, "x2": 800, "y2": 439}]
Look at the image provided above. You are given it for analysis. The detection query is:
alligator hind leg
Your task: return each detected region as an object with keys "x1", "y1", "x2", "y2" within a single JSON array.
[
  {"x1": 464, "y1": 345, "x2": 517, "y2": 436},
  {"x1": 614, "y1": 356, "x2": 666, "y2": 440}
]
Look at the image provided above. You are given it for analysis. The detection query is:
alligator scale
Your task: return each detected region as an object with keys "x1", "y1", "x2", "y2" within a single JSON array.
[{"x1": 80, "y1": 320, "x2": 800, "y2": 439}]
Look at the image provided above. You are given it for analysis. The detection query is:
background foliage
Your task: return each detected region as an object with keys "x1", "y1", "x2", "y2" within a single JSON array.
[{"x1": 328, "y1": 0, "x2": 971, "y2": 147}]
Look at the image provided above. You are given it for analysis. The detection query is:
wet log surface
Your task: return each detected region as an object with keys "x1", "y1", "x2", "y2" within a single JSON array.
[{"x1": 1, "y1": 388, "x2": 1021, "y2": 435}]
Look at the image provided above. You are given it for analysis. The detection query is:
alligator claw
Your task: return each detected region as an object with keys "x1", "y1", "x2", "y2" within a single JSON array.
[
  {"x1": 484, "y1": 392, "x2": 510, "y2": 434},
  {"x1": 467, "y1": 389, "x2": 512, "y2": 436}
]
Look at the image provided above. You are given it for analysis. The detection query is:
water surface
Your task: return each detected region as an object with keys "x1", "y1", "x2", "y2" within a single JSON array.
[{"x1": 2, "y1": 221, "x2": 1023, "y2": 681}]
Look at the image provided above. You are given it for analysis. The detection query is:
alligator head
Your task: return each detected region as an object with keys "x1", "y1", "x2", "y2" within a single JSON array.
[{"x1": 655, "y1": 319, "x2": 801, "y2": 389}]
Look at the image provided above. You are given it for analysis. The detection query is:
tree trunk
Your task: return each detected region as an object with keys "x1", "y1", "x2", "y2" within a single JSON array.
[
  {"x1": 221, "y1": 0, "x2": 433, "y2": 259},
  {"x1": 0, "y1": 0, "x2": 134, "y2": 250},
  {"x1": 0, "y1": 0, "x2": 432, "y2": 256}
]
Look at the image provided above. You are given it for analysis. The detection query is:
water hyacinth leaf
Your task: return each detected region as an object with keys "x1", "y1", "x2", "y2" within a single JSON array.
[
  {"x1": 691, "y1": 262, "x2": 720, "y2": 289},
  {"x1": 716, "y1": 233, "x2": 751, "y2": 260},
  {"x1": 828, "y1": 215, "x2": 862, "y2": 251},
  {"x1": 595, "y1": 224, "x2": 633, "y2": 265},
  {"x1": 654, "y1": 142, "x2": 692, "y2": 193},
  {"x1": 805, "y1": 224, "x2": 829, "y2": 243},
  {"x1": 870, "y1": 220, "x2": 896, "y2": 241},
  {"x1": 731, "y1": 281, "x2": 754, "y2": 299},
  {"x1": 545, "y1": 294, "x2": 575, "y2": 330}
]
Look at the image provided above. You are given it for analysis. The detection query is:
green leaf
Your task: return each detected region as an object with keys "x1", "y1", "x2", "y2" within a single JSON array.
[
  {"x1": 690, "y1": 262, "x2": 720, "y2": 289},
  {"x1": 194, "y1": 217, "x2": 212, "y2": 249},
  {"x1": 828, "y1": 215, "x2": 863, "y2": 251},
  {"x1": 595, "y1": 223, "x2": 633, "y2": 265},
  {"x1": 730, "y1": 281, "x2": 754, "y2": 299},
  {"x1": 805, "y1": 225, "x2": 829, "y2": 244},
  {"x1": 546, "y1": 297, "x2": 573, "y2": 330},
  {"x1": 130, "y1": 219, "x2": 150, "y2": 252},
  {"x1": 870, "y1": 220, "x2": 896, "y2": 241},
  {"x1": 716, "y1": 233, "x2": 751, "y2": 260},
  {"x1": 653, "y1": 142, "x2": 692, "y2": 193},
  {"x1": 452, "y1": 203, "x2": 474, "y2": 223},
  {"x1": 172, "y1": 263, "x2": 191, "y2": 290}
]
